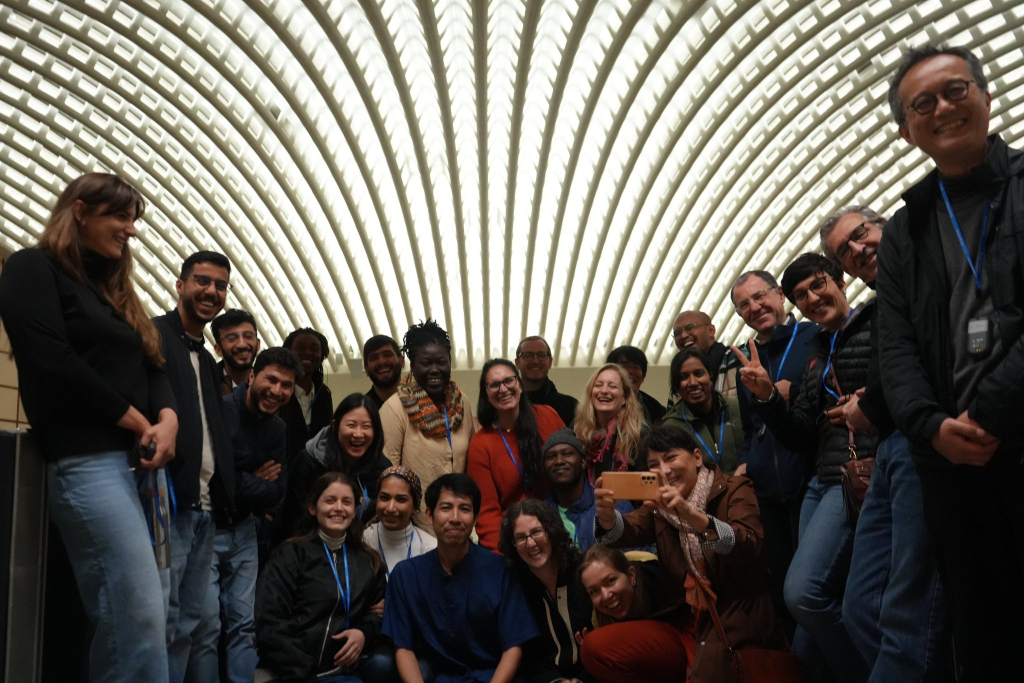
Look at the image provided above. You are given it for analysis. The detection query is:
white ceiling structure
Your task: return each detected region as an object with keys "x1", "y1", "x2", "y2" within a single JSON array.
[{"x1": 1, "y1": 0, "x2": 1023, "y2": 374}]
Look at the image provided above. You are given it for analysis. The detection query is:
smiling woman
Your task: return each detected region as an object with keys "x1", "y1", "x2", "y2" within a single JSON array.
[{"x1": 573, "y1": 363, "x2": 647, "y2": 484}]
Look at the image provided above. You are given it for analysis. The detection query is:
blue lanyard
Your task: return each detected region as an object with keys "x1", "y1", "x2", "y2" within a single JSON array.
[
  {"x1": 376, "y1": 525, "x2": 413, "y2": 581},
  {"x1": 939, "y1": 180, "x2": 991, "y2": 294},
  {"x1": 497, "y1": 428, "x2": 525, "y2": 485},
  {"x1": 774, "y1": 321, "x2": 800, "y2": 383},
  {"x1": 821, "y1": 310, "x2": 853, "y2": 401},
  {"x1": 322, "y1": 542, "x2": 351, "y2": 629},
  {"x1": 680, "y1": 408, "x2": 726, "y2": 465},
  {"x1": 443, "y1": 406, "x2": 453, "y2": 454}
]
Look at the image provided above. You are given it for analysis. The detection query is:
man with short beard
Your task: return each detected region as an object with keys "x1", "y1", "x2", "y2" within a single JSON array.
[
  {"x1": 186, "y1": 347, "x2": 300, "y2": 683},
  {"x1": 540, "y1": 428, "x2": 631, "y2": 552},
  {"x1": 212, "y1": 308, "x2": 261, "y2": 395},
  {"x1": 152, "y1": 251, "x2": 236, "y2": 683},
  {"x1": 362, "y1": 334, "x2": 404, "y2": 411}
]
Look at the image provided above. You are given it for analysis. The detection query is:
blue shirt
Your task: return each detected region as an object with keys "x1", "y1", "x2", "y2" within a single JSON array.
[
  {"x1": 544, "y1": 478, "x2": 633, "y2": 551},
  {"x1": 383, "y1": 544, "x2": 538, "y2": 682}
]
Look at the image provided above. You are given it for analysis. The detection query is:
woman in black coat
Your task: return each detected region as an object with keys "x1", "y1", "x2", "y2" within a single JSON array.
[{"x1": 256, "y1": 471, "x2": 391, "y2": 683}]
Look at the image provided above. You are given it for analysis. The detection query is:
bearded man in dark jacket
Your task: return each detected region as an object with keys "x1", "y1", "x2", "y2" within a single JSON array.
[{"x1": 876, "y1": 44, "x2": 1024, "y2": 682}]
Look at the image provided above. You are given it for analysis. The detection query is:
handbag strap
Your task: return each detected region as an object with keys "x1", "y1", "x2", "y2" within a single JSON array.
[{"x1": 695, "y1": 579, "x2": 734, "y2": 653}]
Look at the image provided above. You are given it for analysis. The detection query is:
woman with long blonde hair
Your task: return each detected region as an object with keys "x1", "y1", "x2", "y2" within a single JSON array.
[
  {"x1": 0, "y1": 173, "x2": 178, "y2": 682},
  {"x1": 573, "y1": 363, "x2": 647, "y2": 483}
]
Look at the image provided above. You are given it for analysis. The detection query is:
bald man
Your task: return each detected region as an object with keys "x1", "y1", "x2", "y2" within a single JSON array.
[{"x1": 671, "y1": 311, "x2": 736, "y2": 396}]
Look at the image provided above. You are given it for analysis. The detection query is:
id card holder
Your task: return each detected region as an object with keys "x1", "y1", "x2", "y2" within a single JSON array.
[{"x1": 967, "y1": 317, "x2": 991, "y2": 358}]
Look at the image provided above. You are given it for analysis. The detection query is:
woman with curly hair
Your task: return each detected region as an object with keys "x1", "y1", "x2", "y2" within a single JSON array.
[
  {"x1": 281, "y1": 326, "x2": 334, "y2": 466},
  {"x1": 573, "y1": 363, "x2": 647, "y2": 484},
  {"x1": 467, "y1": 359, "x2": 564, "y2": 550},
  {"x1": 380, "y1": 319, "x2": 475, "y2": 532},
  {"x1": 499, "y1": 499, "x2": 593, "y2": 683},
  {"x1": 0, "y1": 173, "x2": 178, "y2": 681}
]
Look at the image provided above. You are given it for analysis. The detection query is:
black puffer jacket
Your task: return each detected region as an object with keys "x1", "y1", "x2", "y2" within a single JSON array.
[
  {"x1": 755, "y1": 300, "x2": 879, "y2": 484},
  {"x1": 255, "y1": 537, "x2": 386, "y2": 683}
]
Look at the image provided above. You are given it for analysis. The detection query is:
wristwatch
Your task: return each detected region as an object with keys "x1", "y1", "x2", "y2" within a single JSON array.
[{"x1": 701, "y1": 518, "x2": 716, "y2": 540}]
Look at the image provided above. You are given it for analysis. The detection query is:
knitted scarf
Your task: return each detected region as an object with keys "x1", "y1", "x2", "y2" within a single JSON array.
[
  {"x1": 397, "y1": 373, "x2": 465, "y2": 439},
  {"x1": 585, "y1": 418, "x2": 629, "y2": 482},
  {"x1": 655, "y1": 465, "x2": 717, "y2": 610}
]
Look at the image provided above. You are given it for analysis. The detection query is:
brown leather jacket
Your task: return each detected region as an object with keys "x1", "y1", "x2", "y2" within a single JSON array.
[{"x1": 609, "y1": 467, "x2": 785, "y2": 683}]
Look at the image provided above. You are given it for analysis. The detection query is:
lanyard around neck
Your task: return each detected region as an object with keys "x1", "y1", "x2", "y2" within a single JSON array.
[
  {"x1": 822, "y1": 309, "x2": 854, "y2": 401},
  {"x1": 939, "y1": 179, "x2": 991, "y2": 295},
  {"x1": 680, "y1": 406, "x2": 726, "y2": 465},
  {"x1": 443, "y1": 406, "x2": 453, "y2": 454},
  {"x1": 322, "y1": 541, "x2": 351, "y2": 629},
  {"x1": 376, "y1": 525, "x2": 413, "y2": 581},
  {"x1": 498, "y1": 428, "x2": 525, "y2": 485},
  {"x1": 774, "y1": 321, "x2": 801, "y2": 383}
]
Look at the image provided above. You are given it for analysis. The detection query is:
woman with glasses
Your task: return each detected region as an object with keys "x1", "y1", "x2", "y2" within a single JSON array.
[
  {"x1": 662, "y1": 349, "x2": 744, "y2": 475},
  {"x1": 467, "y1": 359, "x2": 564, "y2": 550},
  {"x1": 498, "y1": 499, "x2": 593, "y2": 683},
  {"x1": 281, "y1": 327, "x2": 334, "y2": 467},
  {"x1": 0, "y1": 173, "x2": 178, "y2": 681},
  {"x1": 573, "y1": 364, "x2": 647, "y2": 484},
  {"x1": 733, "y1": 253, "x2": 879, "y2": 683}
]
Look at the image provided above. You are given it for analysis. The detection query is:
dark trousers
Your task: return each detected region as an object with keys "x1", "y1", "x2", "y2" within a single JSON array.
[
  {"x1": 915, "y1": 453, "x2": 1024, "y2": 682},
  {"x1": 759, "y1": 496, "x2": 802, "y2": 640}
]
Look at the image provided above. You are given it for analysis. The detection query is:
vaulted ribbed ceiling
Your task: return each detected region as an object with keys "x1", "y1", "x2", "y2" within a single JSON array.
[{"x1": 1, "y1": 0, "x2": 1022, "y2": 373}]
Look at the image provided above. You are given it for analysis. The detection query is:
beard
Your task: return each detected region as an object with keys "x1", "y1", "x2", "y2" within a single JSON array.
[{"x1": 369, "y1": 363, "x2": 402, "y2": 389}]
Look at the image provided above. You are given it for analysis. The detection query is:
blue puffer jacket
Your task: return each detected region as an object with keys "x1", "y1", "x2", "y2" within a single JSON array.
[{"x1": 736, "y1": 317, "x2": 819, "y2": 501}]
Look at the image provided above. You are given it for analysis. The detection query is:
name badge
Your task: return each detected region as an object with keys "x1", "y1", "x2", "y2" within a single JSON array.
[{"x1": 967, "y1": 317, "x2": 991, "y2": 358}]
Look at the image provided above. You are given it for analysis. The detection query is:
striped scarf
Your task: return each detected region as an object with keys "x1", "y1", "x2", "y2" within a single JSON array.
[
  {"x1": 397, "y1": 373, "x2": 465, "y2": 439},
  {"x1": 655, "y1": 464, "x2": 716, "y2": 610}
]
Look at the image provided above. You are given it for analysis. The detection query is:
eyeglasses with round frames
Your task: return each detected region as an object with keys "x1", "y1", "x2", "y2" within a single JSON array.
[
  {"x1": 513, "y1": 528, "x2": 546, "y2": 547},
  {"x1": 734, "y1": 286, "x2": 775, "y2": 315},
  {"x1": 791, "y1": 277, "x2": 829, "y2": 305},
  {"x1": 905, "y1": 79, "x2": 975, "y2": 117},
  {"x1": 190, "y1": 273, "x2": 231, "y2": 292},
  {"x1": 485, "y1": 376, "x2": 519, "y2": 393}
]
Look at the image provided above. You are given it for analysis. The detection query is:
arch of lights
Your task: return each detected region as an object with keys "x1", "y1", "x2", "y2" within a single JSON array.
[{"x1": 1, "y1": 0, "x2": 1022, "y2": 374}]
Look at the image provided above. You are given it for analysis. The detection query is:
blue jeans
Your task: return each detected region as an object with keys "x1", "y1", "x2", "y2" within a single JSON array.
[
  {"x1": 843, "y1": 433, "x2": 946, "y2": 682},
  {"x1": 47, "y1": 452, "x2": 169, "y2": 683},
  {"x1": 186, "y1": 516, "x2": 258, "y2": 683},
  {"x1": 785, "y1": 476, "x2": 866, "y2": 683},
  {"x1": 165, "y1": 508, "x2": 215, "y2": 683}
]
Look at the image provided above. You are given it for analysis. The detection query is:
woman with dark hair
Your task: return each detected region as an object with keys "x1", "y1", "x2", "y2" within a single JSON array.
[
  {"x1": 468, "y1": 359, "x2": 564, "y2": 550},
  {"x1": 573, "y1": 363, "x2": 648, "y2": 484},
  {"x1": 281, "y1": 393, "x2": 392, "y2": 539},
  {"x1": 255, "y1": 472, "x2": 391, "y2": 682},
  {"x1": 662, "y1": 349, "x2": 744, "y2": 475},
  {"x1": 380, "y1": 319, "x2": 475, "y2": 532},
  {"x1": 499, "y1": 499, "x2": 593, "y2": 683},
  {"x1": 593, "y1": 424, "x2": 784, "y2": 682},
  {"x1": 281, "y1": 327, "x2": 334, "y2": 465},
  {"x1": 0, "y1": 173, "x2": 178, "y2": 681},
  {"x1": 576, "y1": 544, "x2": 689, "y2": 683}
]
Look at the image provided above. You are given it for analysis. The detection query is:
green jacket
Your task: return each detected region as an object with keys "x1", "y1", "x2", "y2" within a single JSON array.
[{"x1": 661, "y1": 392, "x2": 744, "y2": 475}]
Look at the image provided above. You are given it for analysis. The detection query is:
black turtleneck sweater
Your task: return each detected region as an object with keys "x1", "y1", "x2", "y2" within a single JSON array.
[{"x1": 0, "y1": 248, "x2": 175, "y2": 460}]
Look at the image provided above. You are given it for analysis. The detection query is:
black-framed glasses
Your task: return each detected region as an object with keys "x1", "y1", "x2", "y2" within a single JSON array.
[
  {"x1": 513, "y1": 528, "x2": 546, "y2": 547},
  {"x1": 190, "y1": 273, "x2": 231, "y2": 292},
  {"x1": 792, "y1": 277, "x2": 829, "y2": 305},
  {"x1": 833, "y1": 222, "x2": 872, "y2": 264},
  {"x1": 734, "y1": 286, "x2": 775, "y2": 314},
  {"x1": 905, "y1": 79, "x2": 975, "y2": 117},
  {"x1": 517, "y1": 351, "x2": 550, "y2": 361},
  {"x1": 486, "y1": 376, "x2": 519, "y2": 393}
]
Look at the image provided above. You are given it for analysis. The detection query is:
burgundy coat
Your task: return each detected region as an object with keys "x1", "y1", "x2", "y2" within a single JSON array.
[{"x1": 610, "y1": 467, "x2": 786, "y2": 683}]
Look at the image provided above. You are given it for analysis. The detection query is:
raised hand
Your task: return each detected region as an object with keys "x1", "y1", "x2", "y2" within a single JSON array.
[{"x1": 731, "y1": 341, "x2": 774, "y2": 400}]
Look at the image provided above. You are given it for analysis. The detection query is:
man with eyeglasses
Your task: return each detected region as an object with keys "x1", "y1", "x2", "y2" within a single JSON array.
[
  {"x1": 671, "y1": 310, "x2": 737, "y2": 396},
  {"x1": 212, "y1": 308, "x2": 261, "y2": 395},
  {"x1": 728, "y1": 269, "x2": 818, "y2": 638},
  {"x1": 820, "y1": 206, "x2": 945, "y2": 683},
  {"x1": 152, "y1": 250, "x2": 236, "y2": 682},
  {"x1": 515, "y1": 335, "x2": 578, "y2": 426},
  {"x1": 876, "y1": 44, "x2": 1024, "y2": 680},
  {"x1": 733, "y1": 253, "x2": 878, "y2": 683}
]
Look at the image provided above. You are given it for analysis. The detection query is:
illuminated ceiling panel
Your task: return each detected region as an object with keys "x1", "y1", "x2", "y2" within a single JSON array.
[{"x1": 2, "y1": 0, "x2": 1023, "y2": 371}]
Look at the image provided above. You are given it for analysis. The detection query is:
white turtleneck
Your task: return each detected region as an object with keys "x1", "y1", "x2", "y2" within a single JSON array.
[
  {"x1": 318, "y1": 529, "x2": 346, "y2": 551},
  {"x1": 363, "y1": 521, "x2": 437, "y2": 577}
]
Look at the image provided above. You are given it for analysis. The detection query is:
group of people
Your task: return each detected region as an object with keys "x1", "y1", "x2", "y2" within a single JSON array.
[{"x1": 1, "y1": 42, "x2": 1021, "y2": 683}]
